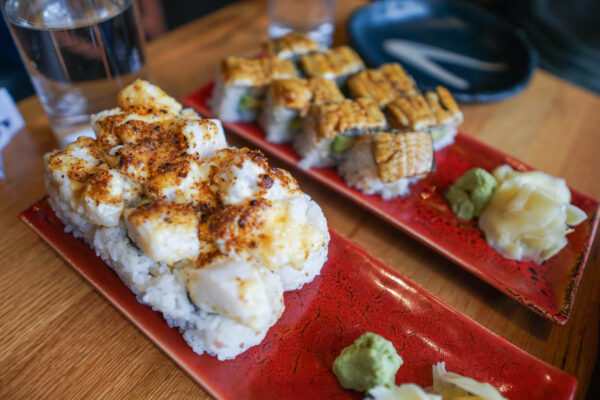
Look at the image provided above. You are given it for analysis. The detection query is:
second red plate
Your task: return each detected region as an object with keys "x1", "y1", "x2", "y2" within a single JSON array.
[
  {"x1": 185, "y1": 83, "x2": 599, "y2": 325},
  {"x1": 20, "y1": 198, "x2": 577, "y2": 399}
]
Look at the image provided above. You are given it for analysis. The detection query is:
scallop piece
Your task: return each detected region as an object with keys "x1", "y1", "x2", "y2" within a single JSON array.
[
  {"x1": 145, "y1": 157, "x2": 217, "y2": 207},
  {"x1": 125, "y1": 201, "x2": 201, "y2": 265},
  {"x1": 211, "y1": 148, "x2": 301, "y2": 205},
  {"x1": 180, "y1": 257, "x2": 284, "y2": 332},
  {"x1": 117, "y1": 79, "x2": 183, "y2": 115},
  {"x1": 92, "y1": 107, "x2": 178, "y2": 152},
  {"x1": 208, "y1": 195, "x2": 329, "y2": 289},
  {"x1": 97, "y1": 115, "x2": 227, "y2": 163},
  {"x1": 172, "y1": 117, "x2": 227, "y2": 161},
  {"x1": 44, "y1": 137, "x2": 104, "y2": 209},
  {"x1": 79, "y1": 168, "x2": 141, "y2": 227}
]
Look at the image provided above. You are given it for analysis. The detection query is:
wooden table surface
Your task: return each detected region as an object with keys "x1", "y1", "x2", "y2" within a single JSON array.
[{"x1": 1, "y1": 0, "x2": 599, "y2": 398}]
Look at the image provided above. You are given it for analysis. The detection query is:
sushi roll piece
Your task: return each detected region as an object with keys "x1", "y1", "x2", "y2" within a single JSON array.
[
  {"x1": 259, "y1": 78, "x2": 344, "y2": 143},
  {"x1": 298, "y1": 46, "x2": 365, "y2": 85},
  {"x1": 210, "y1": 56, "x2": 297, "y2": 122},
  {"x1": 338, "y1": 131, "x2": 434, "y2": 199},
  {"x1": 385, "y1": 86, "x2": 463, "y2": 151},
  {"x1": 347, "y1": 63, "x2": 418, "y2": 107},
  {"x1": 264, "y1": 32, "x2": 324, "y2": 60},
  {"x1": 294, "y1": 98, "x2": 387, "y2": 169}
]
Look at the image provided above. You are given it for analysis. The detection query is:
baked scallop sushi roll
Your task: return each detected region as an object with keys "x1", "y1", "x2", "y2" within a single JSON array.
[
  {"x1": 298, "y1": 46, "x2": 365, "y2": 85},
  {"x1": 44, "y1": 79, "x2": 331, "y2": 361},
  {"x1": 385, "y1": 86, "x2": 463, "y2": 151},
  {"x1": 210, "y1": 56, "x2": 297, "y2": 122},
  {"x1": 347, "y1": 63, "x2": 418, "y2": 107},
  {"x1": 294, "y1": 98, "x2": 387, "y2": 169},
  {"x1": 264, "y1": 32, "x2": 324, "y2": 60},
  {"x1": 259, "y1": 78, "x2": 344, "y2": 143},
  {"x1": 338, "y1": 131, "x2": 434, "y2": 199}
]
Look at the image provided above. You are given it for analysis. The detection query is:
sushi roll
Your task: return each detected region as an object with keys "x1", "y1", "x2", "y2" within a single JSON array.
[
  {"x1": 298, "y1": 46, "x2": 365, "y2": 85},
  {"x1": 264, "y1": 32, "x2": 323, "y2": 60},
  {"x1": 385, "y1": 86, "x2": 463, "y2": 151},
  {"x1": 347, "y1": 63, "x2": 418, "y2": 107},
  {"x1": 210, "y1": 55, "x2": 297, "y2": 122},
  {"x1": 294, "y1": 98, "x2": 387, "y2": 169},
  {"x1": 44, "y1": 80, "x2": 331, "y2": 360},
  {"x1": 338, "y1": 131, "x2": 434, "y2": 199},
  {"x1": 259, "y1": 78, "x2": 344, "y2": 143}
]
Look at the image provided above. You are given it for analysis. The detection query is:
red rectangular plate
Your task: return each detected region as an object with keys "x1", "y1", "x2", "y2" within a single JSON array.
[
  {"x1": 184, "y1": 83, "x2": 600, "y2": 325},
  {"x1": 21, "y1": 198, "x2": 576, "y2": 400}
]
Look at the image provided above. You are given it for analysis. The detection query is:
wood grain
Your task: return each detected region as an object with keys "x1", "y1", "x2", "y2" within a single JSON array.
[{"x1": 1, "y1": 0, "x2": 599, "y2": 398}]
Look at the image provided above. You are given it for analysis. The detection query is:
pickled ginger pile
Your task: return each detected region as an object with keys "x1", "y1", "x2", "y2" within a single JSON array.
[
  {"x1": 446, "y1": 165, "x2": 587, "y2": 263},
  {"x1": 478, "y1": 165, "x2": 586, "y2": 263}
]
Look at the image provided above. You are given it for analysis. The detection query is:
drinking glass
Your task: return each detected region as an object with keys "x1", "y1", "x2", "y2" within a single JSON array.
[
  {"x1": 268, "y1": 0, "x2": 336, "y2": 47},
  {"x1": 1, "y1": 0, "x2": 148, "y2": 147}
]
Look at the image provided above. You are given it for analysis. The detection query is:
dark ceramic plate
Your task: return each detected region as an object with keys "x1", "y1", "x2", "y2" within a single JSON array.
[
  {"x1": 20, "y1": 198, "x2": 577, "y2": 399},
  {"x1": 348, "y1": 0, "x2": 537, "y2": 102},
  {"x1": 184, "y1": 83, "x2": 599, "y2": 325}
]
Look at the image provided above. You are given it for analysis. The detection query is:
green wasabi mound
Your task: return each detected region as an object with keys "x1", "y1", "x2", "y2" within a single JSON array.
[
  {"x1": 445, "y1": 168, "x2": 497, "y2": 220},
  {"x1": 332, "y1": 332, "x2": 403, "y2": 392}
]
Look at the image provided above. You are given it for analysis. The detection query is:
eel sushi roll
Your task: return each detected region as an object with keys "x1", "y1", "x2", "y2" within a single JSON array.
[
  {"x1": 298, "y1": 46, "x2": 365, "y2": 85},
  {"x1": 294, "y1": 98, "x2": 387, "y2": 169},
  {"x1": 338, "y1": 131, "x2": 434, "y2": 199},
  {"x1": 259, "y1": 78, "x2": 344, "y2": 143},
  {"x1": 385, "y1": 86, "x2": 463, "y2": 151},
  {"x1": 264, "y1": 32, "x2": 324, "y2": 60},
  {"x1": 347, "y1": 63, "x2": 419, "y2": 107},
  {"x1": 210, "y1": 55, "x2": 297, "y2": 122}
]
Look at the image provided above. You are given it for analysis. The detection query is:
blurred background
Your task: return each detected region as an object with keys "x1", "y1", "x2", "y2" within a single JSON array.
[{"x1": 2, "y1": 0, "x2": 599, "y2": 101}]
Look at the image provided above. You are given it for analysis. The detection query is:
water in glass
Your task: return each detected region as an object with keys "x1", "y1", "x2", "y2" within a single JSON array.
[
  {"x1": 2, "y1": 0, "x2": 147, "y2": 146},
  {"x1": 268, "y1": 0, "x2": 335, "y2": 47}
]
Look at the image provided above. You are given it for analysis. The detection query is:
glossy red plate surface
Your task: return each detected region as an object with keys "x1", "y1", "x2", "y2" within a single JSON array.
[
  {"x1": 21, "y1": 198, "x2": 576, "y2": 400},
  {"x1": 184, "y1": 83, "x2": 599, "y2": 325}
]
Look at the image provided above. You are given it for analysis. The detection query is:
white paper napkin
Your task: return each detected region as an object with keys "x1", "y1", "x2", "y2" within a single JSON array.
[{"x1": 0, "y1": 88, "x2": 25, "y2": 179}]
